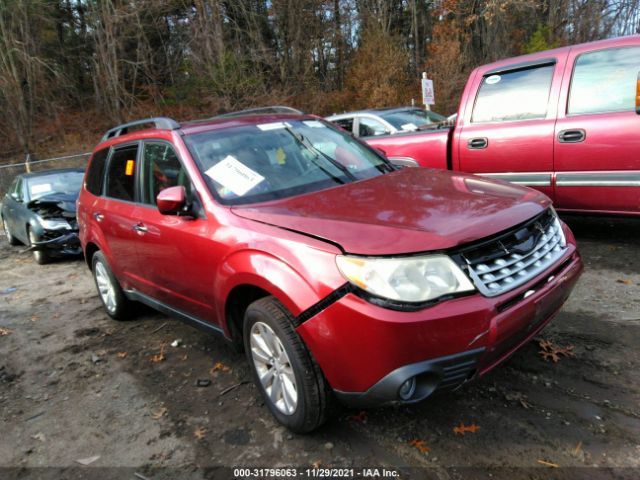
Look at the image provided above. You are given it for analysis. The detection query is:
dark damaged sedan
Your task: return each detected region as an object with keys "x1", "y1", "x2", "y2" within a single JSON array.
[{"x1": 1, "y1": 168, "x2": 84, "y2": 264}]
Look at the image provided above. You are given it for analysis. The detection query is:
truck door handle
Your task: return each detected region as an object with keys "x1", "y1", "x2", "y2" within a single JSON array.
[
  {"x1": 133, "y1": 223, "x2": 148, "y2": 234},
  {"x1": 558, "y1": 129, "x2": 586, "y2": 143},
  {"x1": 94, "y1": 213, "x2": 104, "y2": 222},
  {"x1": 468, "y1": 137, "x2": 488, "y2": 149}
]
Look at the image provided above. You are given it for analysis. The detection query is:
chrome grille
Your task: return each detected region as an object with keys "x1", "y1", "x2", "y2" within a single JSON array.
[{"x1": 462, "y1": 210, "x2": 567, "y2": 297}]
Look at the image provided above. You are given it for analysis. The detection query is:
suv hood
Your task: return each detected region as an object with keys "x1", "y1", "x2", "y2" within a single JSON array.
[{"x1": 232, "y1": 168, "x2": 551, "y2": 255}]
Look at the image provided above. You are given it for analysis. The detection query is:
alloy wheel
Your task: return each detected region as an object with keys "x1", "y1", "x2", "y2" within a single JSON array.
[
  {"x1": 249, "y1": 321, "x2": 298, "y2": 415},
  {"x1": 95, "y1": 261, "x2": 117, "y2": 314}
]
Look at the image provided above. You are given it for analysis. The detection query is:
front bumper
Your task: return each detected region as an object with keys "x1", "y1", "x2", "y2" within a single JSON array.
[
  {"x1": 296, "y1": 246, "x2": 583, "y2": 407},
  {"x1": 28, "y1": 231, "x2": 82, "y2": 256}
]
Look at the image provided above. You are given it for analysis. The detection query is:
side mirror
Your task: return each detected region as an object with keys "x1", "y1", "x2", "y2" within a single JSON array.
[
  {"x1": 636, "y1": 72, "x2": 640, "y2": 114},
  {"x1": 157, "y1": 186, "x2": 187, "y2": 215}
]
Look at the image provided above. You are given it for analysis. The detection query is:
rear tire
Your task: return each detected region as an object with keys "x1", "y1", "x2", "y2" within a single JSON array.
[
  {"x1": 28, "y1": 227, "x2": 49, "y2": 265},
  {"x1": 243, "y1": 296, "x2": 333, "y2": 433},
  {"x1": 2, "y1": 217, "x2": 19, "y2": 246},
  {"x1": 92, "y1": 251, "x2": 132, "y2": 320}
]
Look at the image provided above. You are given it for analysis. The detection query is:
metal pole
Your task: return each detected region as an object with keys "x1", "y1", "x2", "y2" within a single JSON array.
[{"x1": 25, "y1": 153, "x2": 31, "y2": 173}]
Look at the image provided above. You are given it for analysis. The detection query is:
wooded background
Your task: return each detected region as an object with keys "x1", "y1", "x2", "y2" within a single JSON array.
[{"x1": 1, "y1": 0, "x2": 639, "y2": 162}]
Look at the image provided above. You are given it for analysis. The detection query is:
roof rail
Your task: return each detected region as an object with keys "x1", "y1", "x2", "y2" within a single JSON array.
[
  {"x1": 101, "y1": 117, "x2": 180, "y2": 142},
  {"x1": 213, "y1": 106, "x2": 303, "y2": 119}
]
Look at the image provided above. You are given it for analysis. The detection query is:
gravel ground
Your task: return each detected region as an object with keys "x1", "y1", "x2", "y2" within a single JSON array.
[{"x1": 0, "y1": 215, "x2": 638, "y2": 480}]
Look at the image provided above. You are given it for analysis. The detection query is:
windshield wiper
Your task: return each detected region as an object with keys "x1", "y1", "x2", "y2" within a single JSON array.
[{"x1": 284, "y1": 127, "x2": 357, "y2": 182}]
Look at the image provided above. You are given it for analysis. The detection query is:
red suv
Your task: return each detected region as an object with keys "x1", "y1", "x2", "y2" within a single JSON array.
[{"x1": 78, "y1": 113, "x2": 583, "y2": 432}]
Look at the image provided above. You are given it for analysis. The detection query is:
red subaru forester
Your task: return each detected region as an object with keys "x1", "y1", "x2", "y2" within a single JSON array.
[{"x1": 78, "y1": 112, "x2": 583, "y2": 432}]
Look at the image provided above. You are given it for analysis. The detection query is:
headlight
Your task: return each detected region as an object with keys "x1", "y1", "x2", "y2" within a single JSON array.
[
  {"x1": 39, "y1": 218, "x2": 71, "y2": 230},
  {"x1": 336, "y1": 254, "x2": 475, "y2": 303}
]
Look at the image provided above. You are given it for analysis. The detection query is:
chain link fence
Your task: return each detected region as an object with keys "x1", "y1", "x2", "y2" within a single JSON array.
[{"x1": 0, "y1": 153, "x2": 91, "y2": 200}]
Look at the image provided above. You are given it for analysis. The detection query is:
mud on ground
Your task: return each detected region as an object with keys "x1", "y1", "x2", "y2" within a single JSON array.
[{"x1": 0, "y1": 215, "x2": 639, "y2": 480}]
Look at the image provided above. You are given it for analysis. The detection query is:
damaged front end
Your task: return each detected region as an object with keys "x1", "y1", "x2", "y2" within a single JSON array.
[{"x1": 27, "y1": 194, "x2": 81, "y2": 256}]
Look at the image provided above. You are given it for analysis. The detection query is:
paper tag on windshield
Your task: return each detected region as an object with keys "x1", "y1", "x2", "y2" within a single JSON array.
[
  {"x1": 302, "y1": 120, "x2": 325, "y2": 128},
  {"x1": 204, "y1": 155, "x2": 265, "y2": 196},
  {"x1": 257, "y1": 122, "x2": 287, "y2": 131},
  {"x1": 31, "y1": 183, "x2": 52, "y2": 195}
]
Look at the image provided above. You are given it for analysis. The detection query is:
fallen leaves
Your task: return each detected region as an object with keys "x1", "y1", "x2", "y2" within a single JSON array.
[
  {"x1": 453, "y1": 422, "x2": 480, "y2": 435},
  {"x1": 194, "y1": 426, "x2": 207, "y2": 440},
  {"x1": 116, "y1": 351, "x2": 128, "y2": 359},
  {"x1": 616, "y1": 279, "x2": 633, "y2": 285},
  {"x1": 538, "y1": 339, "x2": 574, "y2": 363},
  {"x1": 347, "y1": 411, "x2": 368, "y2": 423},
  {"x1": 151, "y1": 406, "x2": 167, "y2": 420},
  {"x1": 537, "y1": 459, "x2": 559, "y2": 468},
  {"x1": 150, "y1": 344, "x2": 166, "y2": 363},
  {"x1": 210, "y1": 362, "x2": 231, "y2": 374},
  {"x1": 0, "y1": 327, "x2": 12, "y2": 336},
  {"x1": 409, "y1": 439, "x2": 430, "y2": 453}
]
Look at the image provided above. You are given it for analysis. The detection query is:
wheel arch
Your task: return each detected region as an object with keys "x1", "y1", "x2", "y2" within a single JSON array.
[{"x1": 218, "y1": 250, "x2": 325, "y2": 348}]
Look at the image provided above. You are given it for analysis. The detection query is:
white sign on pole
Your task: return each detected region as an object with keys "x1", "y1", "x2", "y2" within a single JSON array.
[{"x1": 422, "y1": 78, "x2": 435, "y2": 106}]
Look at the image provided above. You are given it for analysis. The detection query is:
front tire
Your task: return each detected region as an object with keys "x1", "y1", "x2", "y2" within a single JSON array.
[
  {"x1": 28, "y1": 227, "x2": 49, "y2": 265},
  {"x1": 243, "y1": 296, "x2": 333, "y2": 433},
  {"x1": 2, "y1": 216, "x2": 20, "y2": 246},
  {"x1": 92, "y1": 251, "x2": 131, "y2": 320}
]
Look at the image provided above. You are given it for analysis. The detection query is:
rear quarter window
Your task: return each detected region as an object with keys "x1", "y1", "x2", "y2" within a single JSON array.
[
  {"x1": 568, "y1": 46, "x2": 640, "y2": 115},
  {"x1": 85, "y1": 148, "x2": 110, "y2": 195}
]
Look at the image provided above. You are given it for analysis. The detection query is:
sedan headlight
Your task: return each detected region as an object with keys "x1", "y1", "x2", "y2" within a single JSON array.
[
  {"x1": 336, "y1": 254, "x2": 475, "y2": 303},
  {"x1": 39, "y1": 218, "x2": 71, "y2": 230},
  {"x1": 550, "y1": 208, "x2": 566, "y2": 247}
]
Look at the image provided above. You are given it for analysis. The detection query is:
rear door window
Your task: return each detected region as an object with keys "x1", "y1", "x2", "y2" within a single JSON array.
[
  {"x1": 568, "y1": 46, "x2": 640, "y2": 115},
  {"x1": 472, "y1": 64, "x2": 555, "y2": 123},
  {"x1": 105, "y1": 144, "x2": 139, "y2": 202}
]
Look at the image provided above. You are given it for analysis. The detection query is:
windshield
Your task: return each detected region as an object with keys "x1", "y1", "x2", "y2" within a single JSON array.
[
  {"x1": 184, "y1": 119, "x2": 394, "y2": 205},
  {"x1": 380, "y1": 109, "x2": 446, "y2": 130},
  {"x1": 27, "y1": 171, "x2": 84, "y2": 201}
]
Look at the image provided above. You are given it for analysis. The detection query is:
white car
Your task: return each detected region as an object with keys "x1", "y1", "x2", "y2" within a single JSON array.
[{"x1": 326, "y1": 107, "x2": 447, "y2": 138}]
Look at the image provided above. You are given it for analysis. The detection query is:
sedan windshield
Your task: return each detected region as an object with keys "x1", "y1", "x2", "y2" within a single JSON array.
[
  {"x1": 184, "y1": 119, "x2": 394, "y2": 205},
  {"x1": 27, "y1": 171, "x2": 84, "y2": 201},
  {"x1": 380, "y1": 109, "x2": 446, "y2": 130}
]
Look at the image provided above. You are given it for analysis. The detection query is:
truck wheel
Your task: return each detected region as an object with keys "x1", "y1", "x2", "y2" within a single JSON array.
[
  {"x1": 2, "y1": 217, "x2": 20, "y2": 246},
  {"x1": 28, "y1": 227, "x2": 49, "y2": 265},
  {"x1": 92, "y1": 251, "x2": 131, "y2": 320},
  {"x1": 243, "y1": 296, "x2": 333, "y2": 433}
]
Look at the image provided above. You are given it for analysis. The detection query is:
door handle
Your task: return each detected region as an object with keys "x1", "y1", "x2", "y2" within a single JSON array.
[
  {"x1": 94, "y1": 213, "x2": 104, "y2": 222},
  {"x1": 133, "y1": 223, "x2": 148, "y2": 234},
  {"x1": 468, "y1": 137, "x2": 488, "y2": 149},
  {"x1": 558, "y1": 129, "x2": 585, "y2": 143}
]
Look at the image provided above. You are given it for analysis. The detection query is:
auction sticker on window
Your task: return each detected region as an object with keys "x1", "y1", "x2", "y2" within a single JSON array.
[
  {"x1": 485, "y1": 75, "x2": 501, "y2": 85},
  {"x1": 205, "y1": 155, "x2": 265, "y2": 196}
]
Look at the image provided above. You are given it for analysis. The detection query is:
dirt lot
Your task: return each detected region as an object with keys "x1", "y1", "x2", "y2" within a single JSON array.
[{"x1": 0, "y1": 215, "x2": 639, "y2": 480}]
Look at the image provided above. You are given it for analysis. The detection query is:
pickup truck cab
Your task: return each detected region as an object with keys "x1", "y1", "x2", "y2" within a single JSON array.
[{"x1": 362, "y1": 35, "x2": 640, "y2": 216}]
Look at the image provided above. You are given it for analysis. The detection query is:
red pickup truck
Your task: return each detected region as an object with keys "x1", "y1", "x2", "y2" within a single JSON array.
[{"x1": 364, "y1": 35, "x2": 640, "y2": 216}]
